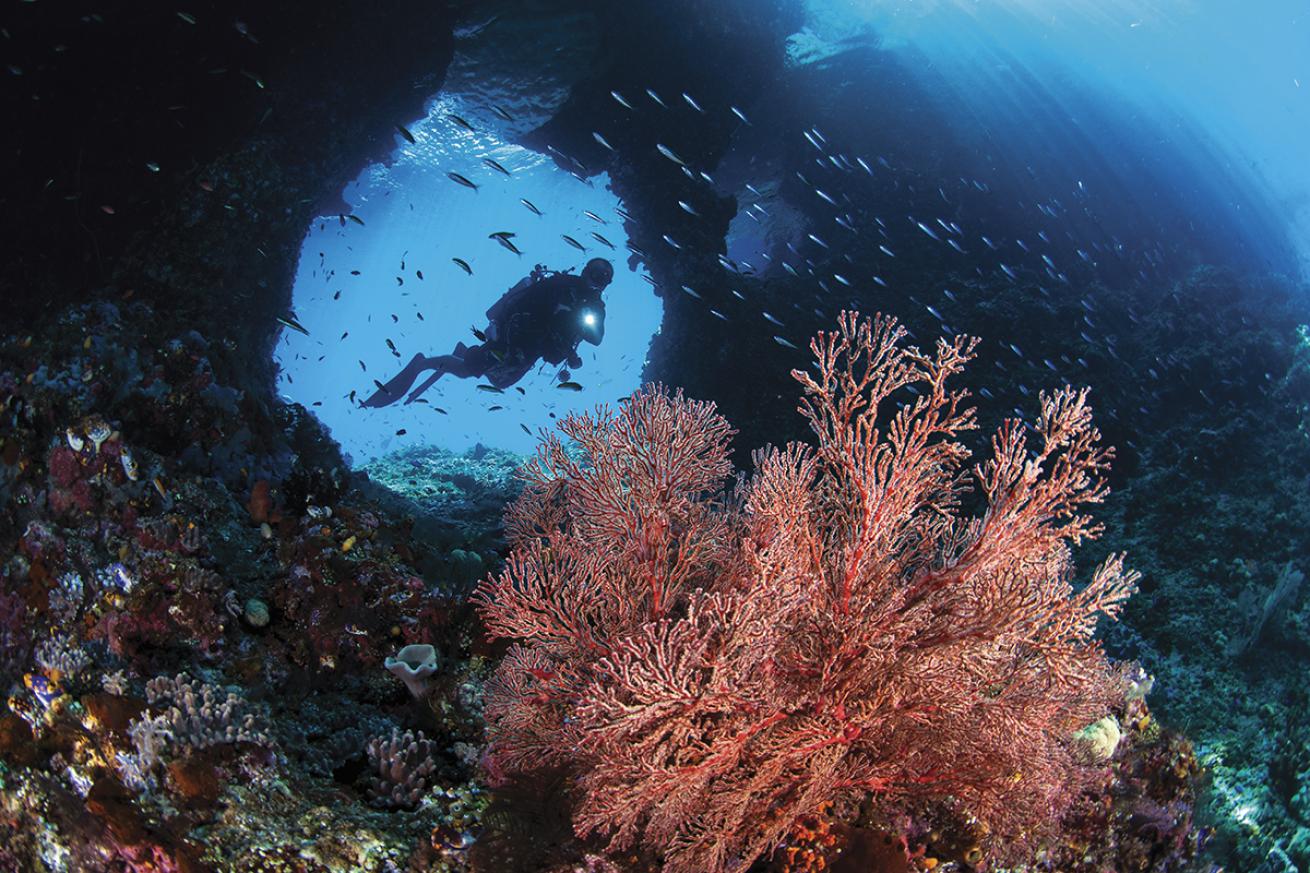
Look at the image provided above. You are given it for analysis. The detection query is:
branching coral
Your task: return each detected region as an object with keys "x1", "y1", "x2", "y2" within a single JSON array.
[
  {"x1": 141, "y1": 673, "x2": 272, "y2": 753},
  {"x1": 365, "y1": 728, "x2": 439, "y2": 809},
  {"x1": 475, "y1": 312, "x2": 1137, "y2": 872},
  {"x1": 117, "y1": 673, "x2": 273, "y2": 789}
]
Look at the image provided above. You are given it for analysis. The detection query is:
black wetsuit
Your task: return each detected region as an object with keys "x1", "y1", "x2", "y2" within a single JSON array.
[{"x1": 362, "y1": 271, "x2": 606, "y2": 406}]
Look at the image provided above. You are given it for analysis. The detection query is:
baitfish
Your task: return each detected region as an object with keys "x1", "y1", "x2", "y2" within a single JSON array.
[
  {"x1": 655, "y1": 143, "x2": 686, "y2": 166},
  {"x1": 277, "y1": 314, "x2": 310, "y2": 336}
]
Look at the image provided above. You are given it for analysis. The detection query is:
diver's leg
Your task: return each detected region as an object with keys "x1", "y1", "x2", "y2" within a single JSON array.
[
  {"x1": 361, "y1": 353, "x2": 438, "y2": 408},
  {"x1": 404, "y1": 348, "x2": 490, "y2": 404}
]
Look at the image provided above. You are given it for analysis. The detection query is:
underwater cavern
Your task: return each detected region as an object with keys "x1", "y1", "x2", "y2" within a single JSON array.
[{"x1": 2, "y1": 1, "x2": 1309, "y2": 871}]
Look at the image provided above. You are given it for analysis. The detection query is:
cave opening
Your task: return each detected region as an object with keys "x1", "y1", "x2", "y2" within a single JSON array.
[{"x1": 275, "y1": 93, "x2": 663, "y2": 467}]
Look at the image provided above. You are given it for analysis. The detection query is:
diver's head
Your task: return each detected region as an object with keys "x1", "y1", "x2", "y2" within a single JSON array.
[{"x1": 582, "y1": 258, "x2": 614, "y2": 290}]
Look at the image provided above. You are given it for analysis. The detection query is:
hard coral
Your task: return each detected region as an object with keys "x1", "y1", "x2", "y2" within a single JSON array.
[
  {"x1": 118, "y1": 673, "x2": 274, "y2": 791},
  {"x1": 365, "y1": 728, "x2": 439, "y2": 809},
  {"x1": 475, "y1": 312, "x2": 1137, "y2": 872}
]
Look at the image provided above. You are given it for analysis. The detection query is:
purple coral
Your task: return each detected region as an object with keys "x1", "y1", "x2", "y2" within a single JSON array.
[
  {"x1": 142, "y1": 673, "x2": 272, "y2": 752},
  {"x1": 365, "y1": 729, "x2": 438, "y2": 809},
  {"x1": 33, "y1": 633, "x2": 92, "y2": 679}
]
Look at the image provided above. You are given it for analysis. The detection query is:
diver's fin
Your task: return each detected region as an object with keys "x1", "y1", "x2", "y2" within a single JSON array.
[
  {"x1": 405, "y1": 367, "x2": 447, "y2": 405},
  {"x1": 361, "y1": 353, "x2": 430, "y2": 408}
]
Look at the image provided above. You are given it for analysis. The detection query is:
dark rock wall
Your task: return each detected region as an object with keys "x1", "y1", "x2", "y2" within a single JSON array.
[{"x1": 2, "y1": 0, "x2": 457, "y2": 395}]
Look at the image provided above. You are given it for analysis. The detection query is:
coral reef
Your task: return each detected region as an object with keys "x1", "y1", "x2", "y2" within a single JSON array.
[
  {"x1": 3, "y1": 0, "x2": 1300, "y2": 869},
  {"x1": 0, "y1": 299, "x2": 493, "y2": 871}
]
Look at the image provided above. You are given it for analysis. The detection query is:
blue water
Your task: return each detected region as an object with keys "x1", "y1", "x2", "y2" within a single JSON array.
[{"x1": 862, "y1": 0, "x2": 1308, "y2": 270}]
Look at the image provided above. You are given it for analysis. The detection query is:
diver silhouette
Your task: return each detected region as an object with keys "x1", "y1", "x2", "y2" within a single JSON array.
[{"x1": 361, "y1": 258, "x2": 615, "y2": 407}]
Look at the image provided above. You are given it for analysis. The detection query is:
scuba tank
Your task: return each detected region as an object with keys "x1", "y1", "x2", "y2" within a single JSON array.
[{"x1": 484, "y1": 264, "x2": 566, "y2": 323}]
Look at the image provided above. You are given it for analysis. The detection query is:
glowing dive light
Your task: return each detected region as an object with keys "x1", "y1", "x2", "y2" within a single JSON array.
[{"x1": 582, "y1": 310, "x2": 597, "y2": 328}]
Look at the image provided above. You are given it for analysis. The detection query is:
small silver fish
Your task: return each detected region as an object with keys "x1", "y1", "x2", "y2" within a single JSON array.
[
  {"x1": 646, "y1": 88, "x2": 667, "y2": 108},
  {"x1": 611, "y1": 90, "x2": 634, "y2": 110},
  {"x1": 592, "y1": 131, "x2": 615, "y2": 151},
  {"x1": 656, "y1": 144, "x2": 686, "y2": 166},
  {"x1": 277, "y1": 314, "x2": 310, "y2": 336},
  {"x1": 520, "y1": 198, "x2": 543, "y2": 216},
  {"x1": 682, "y1": 92, "x2": 704, "y2": 113},
  {"x1": 730, "y1": 105, "x2": 750, "y2": 125}
]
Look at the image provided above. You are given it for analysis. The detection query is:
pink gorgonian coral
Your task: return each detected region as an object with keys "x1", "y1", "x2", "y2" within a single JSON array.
[{"x1": 474, "y1": 311, "x2": 1137, "y2": 872}]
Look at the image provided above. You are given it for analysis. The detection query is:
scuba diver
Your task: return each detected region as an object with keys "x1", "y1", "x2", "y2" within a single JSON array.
[{"x1": 361, "y1": 257, "x2": 615, "y2": 407}]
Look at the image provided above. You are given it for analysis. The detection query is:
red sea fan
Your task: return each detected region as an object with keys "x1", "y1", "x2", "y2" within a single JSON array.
[{"x1": 474, "y1": 312, "x2": 1137, "y2": 872}]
